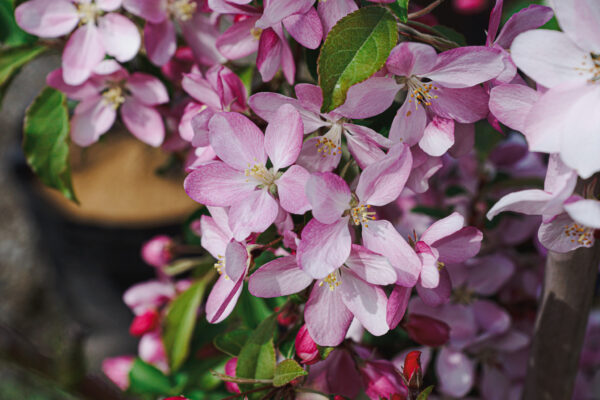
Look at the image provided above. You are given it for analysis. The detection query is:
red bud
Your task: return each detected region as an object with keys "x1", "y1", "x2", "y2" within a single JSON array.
[
  {"x1": 295, "y1": 325, "x2": 320, "y2": 365},
  {"x1": 129, "y1": 309, "x2": 160, "y2": 337},
  {"x1": 403, "y1": 351, "x2": 422, "y2": 390}
]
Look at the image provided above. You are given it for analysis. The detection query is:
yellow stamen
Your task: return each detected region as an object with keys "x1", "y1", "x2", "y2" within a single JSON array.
[
  {"x1": 102, "y1": 86, "x2": 125, "y2": 109},
  {"x1": 564, "y1": 222, "x2": 594, "y2": 247},
  {"x1": 250, "y1": 27, "x2": 263, "y2": 40},
  {"x1": 350, "y1": 204, "x2": 376, "y2": 227},
  {"x1": 214, "y1": 255, "x2": 229, "y2": 279},
  {"x1": 318, "y1": 271, "x2": 341, "y2": 291},
  {"x1": 77, "y1": 2, "x2": 100, "y2": 24},
  {"x1": 168, "y1": 0, "x2": 197, "y2": 21},
  {"x1": 406, "y1": 76, "x2": 438, "y2": 110}
]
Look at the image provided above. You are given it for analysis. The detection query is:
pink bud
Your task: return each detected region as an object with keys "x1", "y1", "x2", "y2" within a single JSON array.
[
  {"x1": 141, "y1": 235, "x2": 173, "y2": 268},
  {"x1": 453, "y1": 0, "x2": 488, "y2": 14},
  {"x1": 295, "y1": 325, "x2": 320, "y2": 365},
  {"x1": 102, "y1": 356, "x2": 135, "y2": 390},
  {"x1": 139, "y1": 332, "x2": 169, "y2": 373},
  {"x1": 404, "y1": 314, "x2": 450, "y2": 347},
  {"x1": 224, "y1": 358, "x2": 241, "y2": 394},
  {"x1": 129, "y1": 309, "x2": 160, "y2": 337},
  {"x1": 164, "y1": 397, "x2": 190, "y2": 400},
  {"x1": 403, "y1": 351, "x2": 422, "y2": 391}
]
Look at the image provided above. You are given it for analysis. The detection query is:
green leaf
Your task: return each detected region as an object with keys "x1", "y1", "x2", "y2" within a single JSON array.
[
  {"x1": 23, "y1": 87, "x2": 78, "y2": 203},
  {"x1": 318, "y1": 6, "x2": 398, "y2": 113},
  {"x1": 431, "y1": 25, "x2": 467, "y2": 47},
  {"x1": 163, "y1": 279, "x2": 209, "y2": 371},
  {"x1": 236, "y1": 314, "x2": 277, "y2": 382},
  {"x1": 214, "y1": 329, "x2": 252, "y2": 357},
  {"x1": 0, "y1": 0, "x2": 35, "y2": 46},
  {"x1": 253, "y1": 251, "x2": 277, "y2": 269},
  {"x1": 0, "y1": 45, "x2": 45, "y2": 86},
  {"x1": 272, "y1": 360, "x2": 307, "y2": 387},
  {"x1": 417, "y1": 385, "x2": 434, "y2": 400},
  {"x1": 317, "y1": 346, "x2": 334, "y2": 361},
  {"x1": 411, "y1": 206, "x2": 451, "y2": 219},
  {"x1": 395, "y1": 0, "x2": 409, "y2": 22},
  {"x1": 128, "y1": 358, "x2": 173, "y2": 395},
  {"x1": 237, "y1": 287, "x2": 272, "y2": 329}
]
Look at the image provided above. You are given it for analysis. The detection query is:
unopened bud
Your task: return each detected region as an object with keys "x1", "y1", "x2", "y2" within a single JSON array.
[
  {"x1": 295, "y1": 325, "x2": 320, "y2": 365},
  {"x1": 129, "y1": 309, "x2": 160, "y2": 337},
  {"x1": 102, "y1": 356, "x2": 135, "y2": 390},
  {"x1": 403, "y1": 351, "x2": 422, "y2": 391},
  {"x1": 141, "y1": 235, "x2": 173, "y2": 268},
  {"x1": 225, "y1": 357, "x2": 241, "y2": 394}
]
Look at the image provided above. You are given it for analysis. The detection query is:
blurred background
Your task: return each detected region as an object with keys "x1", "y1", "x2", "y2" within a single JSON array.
[{"x1": 0, "y1": 0, "x2": 553, "y2": 399}]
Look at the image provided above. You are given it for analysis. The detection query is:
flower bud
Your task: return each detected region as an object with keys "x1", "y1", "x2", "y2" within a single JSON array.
[
  {"x1": 275, "y1": 306, "x2": 297, "y2": 327},
  {"x1": 403, "y1": 351, "x2": 422, "y2": 391},
  {"x1": 224, "y1": 357, "x2": 241, "y2": 394},
  {"x1": 164, "y1": 397, "x2": 190, "y2": 400},
  {"x1": 102, "y1": 356, "x2": 135, "y2": 390},
  {"x1": 404, "y1": 314, "x2": 450, "y2": 347},
  {"x1": 141, "y1": 235, "x2": 173, "y2": 268},
  {"x1": 129, "y1": 309, "x2": 160, "y2": 337},
  {"x1": 295, "y1": 325, "x2": 320, "y2": 365},
  {"x1": 453, "y1": 0, "x2": 488, "y2": 14}
]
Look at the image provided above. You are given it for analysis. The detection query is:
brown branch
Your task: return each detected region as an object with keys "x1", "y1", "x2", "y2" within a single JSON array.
[
  {"x1": 408, "y1": 0, "x2": 445, "y2": 19},
  {"x1": 221, "y1": 385, "x2": 273, "y2": 400}
]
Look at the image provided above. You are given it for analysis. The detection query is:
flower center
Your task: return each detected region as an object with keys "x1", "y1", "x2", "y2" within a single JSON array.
[
  {"x1": 591, "y1": 54, "x2": 600, "y2": 83},
  {"x1": 245, "y1": 163, "x2": 276, "y2": 187},
  {"x1": 168, "y1": 0, "x2": 197, "y2": 21},
  {"x1": 214, "y1": 255, "x2": 230, "y2": 279},
  {"x1": 250, "y1": 27, "x2": 263, "y2": 40},
  {"x1": 452, "y1": 284, "x2": 476, "y2": 305},
  {"x1": 564, "y1": 222, "x2": 594, "y2": 247},
  {"x1": 319, "y1": 270, "x2": 341, "y2": 291},
  {"x1": 350, "y1": 204, "x2": 376, "y2": 227},
  {"x1": 77, "y1": 2, "x2": 101, "y2": 24},
  {"x1": 315, "y1": 123, "x2": 343, "y2": 157},
  {"x1": 406, "y1": 76, "x2": 438, "y2": 110},
  {"x1": 102, "y1": 86, "x2": 126, "y2": 109}
]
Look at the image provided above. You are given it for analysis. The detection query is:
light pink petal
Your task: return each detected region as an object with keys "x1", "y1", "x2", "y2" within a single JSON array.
[
  {"x1": 544, "y1": 153, "x2": 577, "y2": 195},
  {"x1": 419, "y1": 116, "x2": 455, "y2": 157},
  {"x1": 182, "y1": 73, "x2": 221, "y2": 109},
  {"x1": 467, "y1": 254, "x2": 515, "y2": 295},
  {"x1": 486, "y1": 0, "x2": 502, "y2": 45},
  {"x1": 448, "y1": 122, "x2": 474, "y2": 158},
  {"x1": 120, "y1": 98, "x2": 164, "y2": 147},
  {"x1": 356, "y1": 143, "x2": 412, "y2": 206},
  {"x1": 486, "y1": 189, "x2": 554, "y2": 220},
  {"x1": 305, "y1": 172, "x2": 351, "y2": 224},
  {"x1": 419, "y1": 250, "x2": 440, "y2": 289},
  {"x1": 249, "y1": 255, "x2": 313, "y2": 297},
  {"x1": 70, "y1": 96, "x2": 116, "y2": 146},
  {"x1": 489, "y1": 83, "x2": 540, "y2": 132},
  {"x1": 565, "y1": 199, "x2": 600, "y2": 229},
  {"x1": 224, "y1": 240, "x2": 249, "y2": 282},
  {"x1": 276, "y1": 165, "x2": 312, "y2": 214},
  {"x1": 495, "y1": 4, "x2": 554, "y2": 48},
  {"x1": 340, "y1": 271, "x2": 389, "y2": 336},
  {"x1": 296, "y1": 137, "x2": 342, "y2": 172},
  {"x1": 345, "y1": 134, "x2": 386, "y2": 170},
  {"x1": 425, "y1": 46, "x2": 504, "y2": 88},
  {"x1": 208, "y1": 0, "x2": 255, "y2": 14},
  {"x1": 344, "y1": 122, "x2": 393, "y2": 149},
  {"x1": 184, "y1": 162, "x2": 255, "y2": 206},
  {"x1": 295, "y1": 83, "x2": 324, "y2": 114},
  {"x1": 436, "y1": 348, "x2": 475, "y2": 398},
  {"x1": 181, "y1": 14, "x2": 228, "y2": 67},
  {"x1": 305, "y1": 282, "x2": 353, "y2": 346},
  {"x1": 334, "y1": 77, "x2": 400, "y2": 119},
  {"x1": 538, "y1": 213, "x2": 591, "y2": 253},
  {"x1": 297, "y1": 218, "x2": 351, "y2": 279},
  {"x1": 46, "y1": 68, "x2": 100, "y2": 100},
  {"x1": 421, "y1": 211, "x2": 464, "y2": 244},
  {"x1": 228, "y1": 190, "x2": 279, "y2": 241},
  {"x1": 552, "y1": 0, "x2": 600, "y2": 54},
  {"x1": 15, "y1": 0, "x2": 78, "y2": 38},
  {"x1": 98, "y1": 13, "x2": 141, "y2": 62},
  {"x1": 492, "y1": 329, "x2": 529, "y2": 352},
  {"x1": 429, "y1": 85, "x2": 490, "y2": 124},
  {"x1": 265, "y1": 104, "x2": 304, "y2": 170},
  {"x1": 200, "y1": 215, "x2": 232, "y2": 258},
  {"x1": 179, "y1": 102, "x2": 206, "y2": 142},
  {"x1": 386, "y1": 285, "x2": 411, "y2": 329},
  {"x1": 435, "y1": 227, "x2": 483, "y2": 264},
  {"x1": 317, "y1": 0, "x2": 357, "y2": 35},
  {"x1": 406, "y1": 150, "x2": 442, "y2": 194},
  {"x1": 386, "y1": 42, "x2": 437, "y2": 77},
  {"x1": 283, "y1": 7, "x2": 322, "y2": 49},
  {"x1": 511, "y1": 30, "x2": 593, "y2": 88},
  {"x1": 362, "y1": 220, "x2": 420, "y2": 287},
  {"x1": 257, "y1": 28, "x2": 283, "y2": 83},
  {"x1": 208, "y1": 112, "x2": 267, "y2": 170},
  {"x1": 144, "y1": 20, "x2": 177, "y2": 66},
  {"x1": 126, "y1": 73, "x2": 169, "y2": 105},
  {"x1": 416, "y1": 268, "x2": 451, "y2": 307},
  {"x1": 473, "y1": 300, "x2": 511, "y2": 336},
  {"x1": 206, "y1": 273, "x2": 244, "y2": 323},
  {"x1": 62, "y1": 24, "x2": 105, "y2": 86},
  {"x1": 122, "y1": 0, "x2": 166, "y2": 23},
  {"x1": 345, "y1": 244, "x2": 397, "y2": 286},
  {"x1": 389, "y1": 97, "x2": 427, "y2": 146},
  {"x1": 123, "y1": 280, "x2": 175, "y2": 314},
  {"x1": 216, "y1": 16, "x2": 260, "y2": 59},
  {"x1": 97, "y1": 0, "x2": 122, "y2": 11},
  {"x1": 481, "y1": 365, "x2": 510, "y2": 400},
  {"x1": 256, "y1": 0, "x2": 314, "y2": 29},
  {"x1": 249, "y1": 92, "x2": 326, "y2": 133}
]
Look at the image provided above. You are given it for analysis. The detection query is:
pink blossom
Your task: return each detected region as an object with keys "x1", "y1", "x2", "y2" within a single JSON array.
[
  {"x1": 139, "y1": 331, "x2": 169, "y2": 373},
  {"x1": 224, "y1": 357, "x2": 241, "y2": 393},
  {"x1": 360, "y1": 359, "x2": 408, "y2": 400},
  {"x1": 295, "y1": 325, "x2": 321, "y2": 365},
  {"x1": 47, "y1": 60, "x2": 169, "y2": 147},
  {"x1": 141, "y1": 235, "x2": 174, "y2": 268},
  {"x1": 123, "y1": 280, "x2": 176, "y2": 315},
  {"x1": 305, "y1": 349, "x2": 363, "y2": 397},
  {"x1": 184, "y1": 105, "x2": 310, "y2": 241},
  {"x1": 129, "y1": 309, "x2": 160, "y2": 337},
  {"x1": 16, "y1": 0, "x2": 140, "y2": 85},
  {"x1": 102, "y1": 356, "x2": 135, "y2": 390}
]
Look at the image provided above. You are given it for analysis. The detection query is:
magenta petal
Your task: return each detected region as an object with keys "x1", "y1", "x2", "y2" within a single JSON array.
[
  {"x1": 62, "y1": 24, "x2": 105, "y2": 86},
  {"x1": 98, "y1": 13, "x2": 141, "y2": 62},
  {"x1": 430, "y1": 85, "x2": 490, "y2": 124},
  {"x1": 144, "y1": 20, "x2": 177, "y2": 66},
  {"x1": 416, "y1": 267, "x2": 451, "y2": 307},
  {"x1": 283, "y1": 7, "x2": 322, "y2": 50},
  {"x1": 362, "y1": 220, "x2": 420, "y2": 287},
  {"x1": 256, "y1": 0, "x2": 314, "y2": 29},
  {"x1": 489, "y1": 83, "x2": 540, "y2": 132},
  {"x1": 249, "y1": 92, "x2": 325, "y2": 133},
  {"x1": 120, "y1": 98, "x2": 164, "y2": 147},
  {"x1": 345, "y1": 244, "x2": 397, "y2": 286},
  {"x1": 305, "y1": 282, "x2": 353, "y2": 346},
  {"x1": 449, "y1": 122, "x2": 474, "y2": 158},
  {"x1": 436, "y1": 348, "x2": 475, "y2": 398},
  {"x1": 208, "y1": 112, "x2": 267, "y2": 170},
  {"x1": 296, "y1": 137, "x2": 342, "y2": 172},
  {"x1": 317, "y1": 0, "x2": 357, "y2": 35},
  {"x1": 15, "y1": 0, "x2": 78, "y2": 38},
  {"x1": 419, "y1": 116, "x2": 455, "y2": 157},
  {"x1": 356, "y1": 143, "x2": 412, "y2": 206},
  {"x1": 389, "y1": 97, "x2": 427, "y2": 146},
  {"x1": 70, "y1": 96, "x2": 116, "y2": 146},
  {"x1": 295, "y1": 83, "x2": 324, "y2": 114},
  {"x1": 182, "y1": 73, "x2": 222, "y2": 109},
  {"x1": 495, "y1": 4, "x2": 554, "y2": 48},
  {"x1": 46, "y1": 68, "x2": 100, "y2": 100},
  {"x1": 180, "y1": 103, "x2": 209, "y2": 143},
  {"x1": 466, "y1": 254, "x2": 515, "y2": 295},
  {"x1": 206, "y1": 273, "x2": 244, "y2": 323},
  {"x1": 278, "y1": 25, "x2": 296, "y2": 85},
  {"x1": 473, "y1": 299, "x2": 510, "y2": 336},
  {"x1": 334, "y1": 77, "x2": 400, "y2": 119},
  {"x1": 340, "y1": 271, "x2": 389, "y2": 336},
  {"x1": 386, "y1": 285, "x2": 411, "y2": 329},
  {"x1": 181, "y1": 14, "x2": 227, "y2": 67},
  {"x1": 435, "y1": 227, "x2": 483, "y2": 264},
  {"x1": 256, "y1": 28, "x2": 282, "y2": 82},
  {"x1": 265, "y1": 104, "x2": 304, "y2": 170},
  {"x1": 345, "y1": 123, "x2": 392, "y2": 149},
  {"x1": 184, "y1": 162, "x2": 255, "y2": 206},
  {"x1": 297, "y1": 218, "x2": 351, "y2": 279},
  {"x1": 386, "y1": 42, "x2": 437, "y2": 77},
  {"x1": 224, "y1": 240, "x2": 249, "y2": 282},
  {"x1": 228, "y1": 190, "x2": 279, "y2": 241},
  {"x1": 122, "y1": 0, "x2": 166, "y2": 23},
  {"x1": 421, "y1": 212, "x2": 464, "y2": 244},
  {"x1": 486, "y1": 0, "x2": 502, "y2": 45},
  {"x1": 276, "y1": 165, "x2": 312, "y2": 215},
  {"x1": 216, "y1": 16, "x2": 260, "y2": 59},
  {"x1": 248, "y1": 255, "x2": 313, "y2": 297},
  {"x1": 306, "y1": 172, "x2": 351, "y2": 224},
  {"x1": 127, "y1": 73, "x2": 169, "y2": 105}
]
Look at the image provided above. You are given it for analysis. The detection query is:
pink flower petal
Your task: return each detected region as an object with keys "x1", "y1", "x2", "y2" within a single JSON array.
[
  {"x1": 200, "y1": 214, "x2": 232, "y2": 258},
  {"x1": 181, "y1": 14, "x2": 228, "y2": 67},
  {"x1": 216, "y1": 16, "x2": 260, "y2": 60},
  {"x1": 62, "y1": 24, "x2": 105, "y2": 86},
  {"x1": 228, "y1": 189, "x2": 280, "y2": 241},
  {"x1": 334, "y1": 77, "x2": 401, "y2": 119},
  {"x1": 276, "y1": 165, "x2": 312, "y2": 214},
  {"x1": 184, "y1": 161, "x2": 256, "y2": 206},
  {"x1": 295, "y1": 83, "x2": 324, "y2": 114},
  {"x1": 435, "y1": 226, "x2": 483, "y2": 264},
  {"x1": 345, "y1": 244, "x2": 397, "y2": 286},
  {"x1": 265, "y1": 104, "x2": 304, "y2": 170},
  {"x1": 250, "y1": 92, "x2": 325, "y2": 133},
  {"x1": 120, "y1": 98, "x2": 165, "y2": 147},
  {"x1": 416, "y1": 267, "x2": 451, "y2": 306},
  {"x1": 389, "y1": 97, "x2": 427, "y2": 146},
  {"x1": 98, "y1": 13, "x2": 140, "y2": 62},
  {"x1": 386, "y1": 42, "x2": 437, "y2": 77},
  {"x1": 565, "y1": 199, "x2": 600, "y2": 229},
  {"x1": 283, "y1": 7, "x2": 322, "y2": 50},
  {"x1": 70, "y1": 95, "x2": 116, "y2": 146},
  {"x1": 429, "y1": 85, "x2": 490, "y2": 124},
  {"x1": 340, "y1": 271, "x2": 389, "y2": 336},
  {"x1": 182, "y1": 73, "x2": 222, "y2": 109},
  {"x1": 489, "y1": 83, "x2": 540, "y2": 132},
  {"x1": 248, "y1": 255, "x2": 313, "y2": 297},
  {"x1": 473, "y1": 299, "x2": 510, "y2": 336},
  {"x1": 297, "y1": 218, "x2": 351, "y2": 279},
  {"x1": 494, "y1": 4, "x2": 554, "y2": 48},
  {"x1": 466, "y1": 254, "x2": 515, "y2": 295},
  {"x1": 305, "y1": 282, "x2": 353, "y2": 346},
  {"x1": 256, "y1": 27, "x2": 283, "y2": 83},
  {"x1": 206, "y1": 273, "x2": 244, "y2": 323},
  {"x1": 538, "y1": 213, "x2": 588, "y2": 253},
  {"x1": 46, "y1": 68, "x2": 100, "y2": 100},
  {"x1": 487, "y1": 189, "x2": 554, "y2": 220},
  {"x1": 317, "y1": 0, "x2": 357, "y2": 35},
  {"x1": 122, "y1": 0, "x2": 166, "y2": 23},
  {"x1": 421, "y1": 212, "x2": 464, "y2": 244},
  {"x1": 224, "y1": 240, "x2": 249, "y2": 282},
  {"x1": 256, "y1": 0, "x2": 314, "y2": 29},
  {"x1": 386, "y1": 285, "x2": 411, "y2": 329},
  {"x1": 552, "y1": 0, "x2": 600, "y2": 54},
  {"x1": 306, "y1": 172, "x2": 351, "y2": 224},
  {"x1": 144, "y1": 20, "x2": 177, "y2": 66},
  {"x1": 436, "y1": 348, "x2": 475, "y2": 397},
  {"x1": 345, "y1": 133, "x2": 386, "y2": 169},
  {"x1": 15, "y1": 0, "x2": 78, "y2": 38},
  {"x1": 296, "y1": 137, "x2": 342, "y2": 172},
  {"x1": 127, "y1": 73, "x2": 169, "y2": 105},
  {"x1": 419, "y1": 116, "x2": 455, "y2": 157}
]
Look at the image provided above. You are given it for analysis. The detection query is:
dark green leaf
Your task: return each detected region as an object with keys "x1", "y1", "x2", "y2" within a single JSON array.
[
  {"x1": 214, "y1": 329, "x2": 252, "y2": 357},
  {"x1": 0, "y1": 44, "x2": 45, "y2": 86},
  {"x1": 318, "y1": 6, "x2": 398, "y2": 112},
  {"x1": 253, "y1": 251, "x2": 277, "y2": 269},
  {"x1": 272, "y1": 360, "x2": 306, "y2": 387},
  {"x1": 410, "y1": 206, "x2": 451, "y2": 219},
  {"x1": 163, "y1": 279, "x2": 208, "y2": 371},
  {"x1": 417, "y1": 385, "x2": 434, "y2": 400},
  {"x1": 431, "y1": 25, "x2": 467, "y2": 46},
  {"x1": 128, "y1": 358, "x2": 173, "y2": 395},
  {"x1": 0, "y1": 0, "x2": 35, "y2": 46},
  {"x1": 237, "y1": 287, "x2": 272, "y2": 329},
  {"x1": 236, "y1": 314, "x2": 277, "y2": 382},
  {"x1": 395, "y1": 0, "x2": 409, "y2": 22},
  {"x1": 23, "y1": 87, "x2": 78, "y2": 202}
]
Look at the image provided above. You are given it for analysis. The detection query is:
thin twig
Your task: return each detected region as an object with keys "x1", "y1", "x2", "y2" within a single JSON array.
[
  {"x1": 408, "y1": 0, "x2": 445, "y2": 19},
  {"x1": 221, "y1": 385, "x2": 273, "y2": 400},
  {"x1": 211, "y1": 371, "x2": 273, "y2": 384}
]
